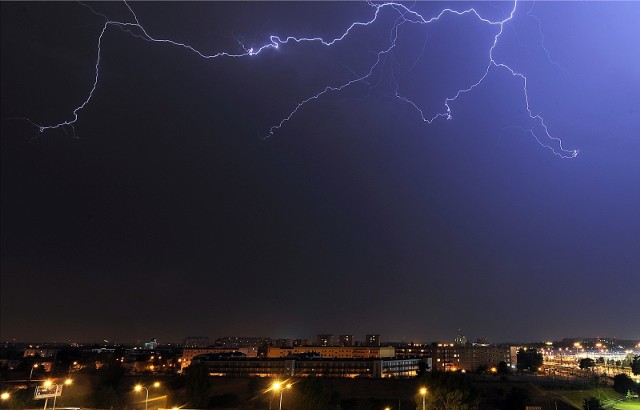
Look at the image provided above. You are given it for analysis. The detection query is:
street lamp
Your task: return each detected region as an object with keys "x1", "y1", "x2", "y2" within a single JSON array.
[
  {"x1": 52, "y1": 380, "x2": 72, "y2": 410},
  {"x1": 135, "y1": 383, "x2": 160, "y2": 410},
  {"x1": 1, "y1": 392, "x2": 10, "y2": 400},
  {"x1": 40, "y1": 379, "x2": 71, "y2": 410},
  {"x1": 271, "y1": 381, "x2": 291, "y2": 410},
  {"x1": 419, "y1": 387, "x2": 427, "y2": 410},
  {"x1": 30, "y1": 363, "x2": 39, "y2": 380}
]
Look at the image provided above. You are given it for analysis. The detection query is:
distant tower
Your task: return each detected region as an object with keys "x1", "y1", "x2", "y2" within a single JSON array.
[
  {"x1": 317, "y1": 334, "x2": 334, "y2": 346},
  {"x1": 339, "y1": 335, "x2": 354, "y2": 347},
  {"x1": 365, "y1": 334, "x2": 380, "y2": 347}
]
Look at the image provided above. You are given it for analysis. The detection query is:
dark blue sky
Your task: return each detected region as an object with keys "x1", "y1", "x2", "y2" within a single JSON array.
[{"x1": 1, "y1": 1, "x2": 638, "y2": 344}]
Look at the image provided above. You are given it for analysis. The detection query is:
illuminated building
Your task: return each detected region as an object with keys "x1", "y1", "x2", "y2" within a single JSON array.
[
  {"x1": 365, "y1": 334, "x2": 381, "y2": 347},
  {"x1": 392, "y1": 344, "x2": 432, "y2": 359},
  {"x1": 317, "y1": 334, "x2": 335, "y2": 346},
  {"x1": 192, "y1": 355, "x2": 420, "y2": 378},
  {"x1": 431, "y1": 344, "x2": 516, "y2": 372},
  {"x1": 181, "y1": 347, "x2": 258, "y2": 369},
  {"x1": 183, "y1": 336, "x2": 210, "y2": 348},
  {"x1": 339, "y1": 335, "x2": 354, "y2": 347},
  {"x1": 267, "y1": 346, "x2": 395, "y2": 359}
]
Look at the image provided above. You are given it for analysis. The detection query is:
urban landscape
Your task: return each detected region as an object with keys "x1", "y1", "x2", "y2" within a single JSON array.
[
  {"x1": 1, "y1": 334, "x2": 639, "y2": 410},
  {"x1": 2, "y1": 1, "x2": 639, "y2": 410}
]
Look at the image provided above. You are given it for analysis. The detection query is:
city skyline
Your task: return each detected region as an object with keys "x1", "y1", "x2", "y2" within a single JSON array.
[{"x1": 1, "y1": 1, "x2": 639, "y2": 343}]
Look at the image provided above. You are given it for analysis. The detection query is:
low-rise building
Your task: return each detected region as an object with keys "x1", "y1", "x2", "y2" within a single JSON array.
[
  {"x1": 193, "y1": 355, "x2": 419, "y2": 378},
  {"x1": 181, "y1": 347, "x2": 258, "y2": 369},
  {"x1": 267, "y1": 346, "x2": 395, "y2": 359}
]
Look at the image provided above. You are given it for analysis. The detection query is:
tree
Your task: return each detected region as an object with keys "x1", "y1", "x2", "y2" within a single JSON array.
[
  {"x1": 185, "y1": 361, "x2": 211, "y2": 408},
  {"x1": 96, "y1": 357, "x2": 124, "y2": 388},
  {"x1": 415, "y1": 371, "x2": 477, "y2": 410},
  {"x1": 497, "y1": 361, "x2": 510, "y2": 375},
  {"x1": 417, "y1": 360, "x2": 430, "y2": 377},
  {"x1": 583, "y1": 396, "x2": 604, "y2": 410},
  {"x1": 516, "y1": 348, "x2": 543, "y2": 372},
  {"x1": 632, "y1": 355, "x2": 640, "y2": 376},
  {"x1": 91, "y1": 386, "x2": 119, "y2": 409},
  {"x1": 613, "y1": 373, "x2": 638, "y2": 395},
  {"x1": 579, "y1": 358, "x2": 596, "y2": 371}
]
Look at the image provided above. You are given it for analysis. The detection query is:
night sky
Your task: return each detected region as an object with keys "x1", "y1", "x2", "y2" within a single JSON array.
[{"x1": 1, "y1": 1, "x2": 639, "y2": 344}]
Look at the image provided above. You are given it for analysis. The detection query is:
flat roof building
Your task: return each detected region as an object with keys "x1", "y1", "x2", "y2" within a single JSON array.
[
  {"x1": 181, "y1": 347, "x2": 258, "y2": 369},
  {"x1": 192, "y1": 355, "x2": 420, "y2": 378},
  {"x1": 267, "y1": 346, "x2": 395, "y2": 359},
  {"x1": 431, "y1": 344, "x2": 516, "y2": 372}
]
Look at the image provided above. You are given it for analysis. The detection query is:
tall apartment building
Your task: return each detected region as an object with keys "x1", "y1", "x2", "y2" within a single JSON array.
[
  {"x1": 365, "y1": 334, "x2": 381, "y2": 347},
  {"x1": 317, "y1": 334, "x2": 335, "y2": 346},
  {"x1": 183, "y1": 336, "x2": 210, "y2": 348},
  {"x1": 274, "y1": 339, "x2": 294, "y2": 348},
  {"x1": 339, "y1": 335, "x2": 354, "y2": 347},
  {"x1": 431, "y1": 344, "x2": 516, "y2": 372}
]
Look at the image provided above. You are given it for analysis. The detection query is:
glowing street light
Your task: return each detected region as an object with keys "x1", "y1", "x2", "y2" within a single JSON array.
[
  {"x1": 419, "y1": 387, "x2": 427, "y2": 410},
  {"x1": 41, "y1": 379, "x2": 72, "y2": 410},
  {"x1": 134, "y1": 383, "x2": 160, "y2": 410},
  {"x1": 271, "y1": 381, "x2": 291, "y2": 410},
  {"x1": 29, "y1": 363, "x2": 39, "y2": 380},
  {"x1": 68, "y1": 361, "x2": 78, "y2": 376},
  {"x1": 1, "y1": 392, "x2": 10, "y2": 400}
]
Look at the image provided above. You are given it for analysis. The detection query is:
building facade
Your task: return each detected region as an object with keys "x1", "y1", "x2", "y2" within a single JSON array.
[
  {"x1": 365, "y1": 335, "x2": 381, "y2": 347},
  {"x1": 317, "y1": 334, "x2": 335, "y2": 346},
  {"x1": 193, "y1": 356, "x2": 420, "y2": 378},
  {"x1": 267, "y1": 346, "x2": 395, "y2": 359},
  {"x1": 181, "y1": 347, "x2": 258, "y2": 369},
  {"x1": 338, "y1": 335, "x2": 354, "y2": 347},
  {"x1": 431, "y1": 344, "x2": 516, "y2": 372}
]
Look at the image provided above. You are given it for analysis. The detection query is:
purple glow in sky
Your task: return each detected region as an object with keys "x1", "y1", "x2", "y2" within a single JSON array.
[{"x1": 1, "y1": 1, "x2": 638, "y2": 343}]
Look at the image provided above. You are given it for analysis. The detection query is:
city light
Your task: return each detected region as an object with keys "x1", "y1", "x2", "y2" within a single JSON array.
[
  {"x1": 134, "y1": 383, "x2": 160, "y2": 410},
  {"x1": 270, "y1": 380, "x2": 292, "y2": 410},
  {"x1": 1, "y1": 392, "x2": 10, "y2": 400}
]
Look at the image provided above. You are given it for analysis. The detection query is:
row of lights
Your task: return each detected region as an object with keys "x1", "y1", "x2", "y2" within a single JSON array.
[
  {"x1": 267, "y1": 382, "x2": 428, "y2": 410},
  {"x1": 0, "y1": 378, "x2": 73, "y2": 406},
  {"x1": 0, "y1": 381, "x2": 430, "y2": 410}
]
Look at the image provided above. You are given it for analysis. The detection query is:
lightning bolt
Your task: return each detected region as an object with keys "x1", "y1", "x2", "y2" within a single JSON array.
[{"x1": 23, "y1": 0, "x2": 578, "y2": 158}]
